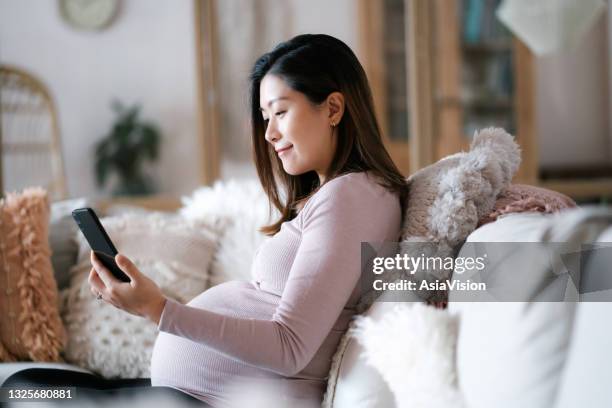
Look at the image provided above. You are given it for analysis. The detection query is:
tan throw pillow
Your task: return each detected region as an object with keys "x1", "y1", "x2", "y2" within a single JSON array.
[
  {"x1": 60, "y1": 212, "x2": 219, "y2": 378},
  {"x1": 0, "y1": 187, "x2": 67, "y2": 362}
]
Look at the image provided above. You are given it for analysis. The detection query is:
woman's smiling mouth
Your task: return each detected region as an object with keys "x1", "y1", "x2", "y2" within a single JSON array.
[{"x1": 276, "y1": 145, "x2": 293, "y2": 156}]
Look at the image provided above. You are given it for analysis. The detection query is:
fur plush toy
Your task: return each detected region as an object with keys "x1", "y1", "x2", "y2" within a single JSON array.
[{"x1": 357, "y1": 127, "x2": 521, "y2": 310}]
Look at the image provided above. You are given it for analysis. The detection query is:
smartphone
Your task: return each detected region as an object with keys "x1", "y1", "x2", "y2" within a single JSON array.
[{"x1": 71, "y1": 207, "x2": 131, "y2": 283}]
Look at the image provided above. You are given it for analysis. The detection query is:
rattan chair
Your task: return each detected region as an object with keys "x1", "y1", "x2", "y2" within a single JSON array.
[{"x1": 0, "y1": 65, "x2": 67, "y2": 200}]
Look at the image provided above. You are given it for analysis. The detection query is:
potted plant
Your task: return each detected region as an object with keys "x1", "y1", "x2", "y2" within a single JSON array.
[{"x1": 94, "y1": 101, "x2": 161, "y2": 196}]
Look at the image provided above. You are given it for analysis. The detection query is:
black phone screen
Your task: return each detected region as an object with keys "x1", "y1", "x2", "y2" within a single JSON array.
[{"x1": 72, "y1": 208, "x2": 130, "y2": 282}]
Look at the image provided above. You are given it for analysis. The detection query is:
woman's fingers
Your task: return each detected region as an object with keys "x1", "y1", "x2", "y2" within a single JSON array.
[
  {"x1": 88, "y1": 251, "x2": 161, "y2": 320},
  {"x1": 115, "y1": 254, "x2": 140, "y2": 284},
  {"x1": 90, "y1": 251, "x2": 119, "y2": 289},
  {"x1": 88, "y1": 267, "x2": 105, "y2": 294},
  {"x1": 88, "y1": 268, "x2": 121, "y2": 306}
]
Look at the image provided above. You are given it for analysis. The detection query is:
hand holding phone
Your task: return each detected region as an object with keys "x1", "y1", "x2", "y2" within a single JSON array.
[
  {"x1": 71, "y1": 207, "x2": 168, "y2": 323},
  {"x1": 71, "y1": 207, "x2": 131, "y2": 283}
]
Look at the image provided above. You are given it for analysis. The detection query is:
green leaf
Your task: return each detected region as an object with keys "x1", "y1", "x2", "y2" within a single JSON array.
[
  {"x1": 95, "y1": 158, "x2": 109, "y2": 187},
  {"x1": 141, "y1": 125, "x2": 160, "y2": 160}
]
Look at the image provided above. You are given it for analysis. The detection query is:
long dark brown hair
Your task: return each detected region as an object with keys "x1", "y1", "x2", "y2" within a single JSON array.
[{"x1": 249, "y1": 34, "x2": 408, "y2": 236}]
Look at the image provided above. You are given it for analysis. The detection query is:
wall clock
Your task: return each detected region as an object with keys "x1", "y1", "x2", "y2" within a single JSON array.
[{"x1": 60, "y1": 0, "x2": 120, "y2": 30}]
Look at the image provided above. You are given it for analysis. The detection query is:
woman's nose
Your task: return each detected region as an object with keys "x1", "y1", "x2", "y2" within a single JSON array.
[{"x1": 264, "y1": 119, "x2": 280, "y2": 143}]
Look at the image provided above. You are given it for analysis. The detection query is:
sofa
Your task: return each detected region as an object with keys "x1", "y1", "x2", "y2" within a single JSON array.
[
  {"x1": 1, "y1": 181, "x2": 611, "y2": 408},
  {"x1": 328, "y1": 209, "x2": 612, "y2": 408}
]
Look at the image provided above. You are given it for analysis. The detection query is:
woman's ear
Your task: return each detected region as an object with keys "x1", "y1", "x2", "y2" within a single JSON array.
[{"x1": 327, "y1": 92, "x2": 345, "y2": 125}]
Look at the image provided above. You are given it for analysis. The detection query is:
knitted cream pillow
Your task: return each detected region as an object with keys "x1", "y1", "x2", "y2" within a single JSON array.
[
  {"x1": 60, "y1": 212, "x2": 218, "y2": 378},
  {"x1": 0, "y1": 187, "x2": 67, "y2": 362}
]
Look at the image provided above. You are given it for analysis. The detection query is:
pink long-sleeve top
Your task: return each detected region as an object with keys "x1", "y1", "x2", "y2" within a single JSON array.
[{"x1": 150, "y1": 171, "x2": 402, "y2": 407}]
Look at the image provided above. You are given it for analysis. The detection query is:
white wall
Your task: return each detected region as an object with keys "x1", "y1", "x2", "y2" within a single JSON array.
[
  {"x1": 536, "y1": 10, "x2": 611, "y2": 168},
  {"x1": 0, "y1": 0, "x2": 200, "y2": 199}
]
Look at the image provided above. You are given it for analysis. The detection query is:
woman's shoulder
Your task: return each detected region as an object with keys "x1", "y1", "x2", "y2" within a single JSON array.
[
  {"x1": 320, "y1": 171, "x2": 391, "y2": 197},
  {"x1": 302, "y1": 171, "x2": 398, "y2": 214}
]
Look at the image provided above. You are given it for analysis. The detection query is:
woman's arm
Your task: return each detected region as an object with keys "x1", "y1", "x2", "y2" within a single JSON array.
[{"x1": 158, "y1": 177, "x2": 400, "y2": 376}]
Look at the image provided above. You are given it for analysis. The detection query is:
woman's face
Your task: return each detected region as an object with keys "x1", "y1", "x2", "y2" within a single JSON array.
[{"x1": 259, "y1": 74, "x2": 342, "y2": 182}]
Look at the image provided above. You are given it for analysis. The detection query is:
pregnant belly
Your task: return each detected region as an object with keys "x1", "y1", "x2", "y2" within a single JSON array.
[
  {"x1": 150, "y1": 280, "x2": 281, "y2": 399},
  {"x1": 186, "y1": 280, "x2": 279, "y2": 318}
]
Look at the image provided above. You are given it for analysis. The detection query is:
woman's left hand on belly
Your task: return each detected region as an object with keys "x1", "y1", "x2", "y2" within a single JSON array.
[{"x1": 88, "y1": 251, "x2": 167, "y2": 325}]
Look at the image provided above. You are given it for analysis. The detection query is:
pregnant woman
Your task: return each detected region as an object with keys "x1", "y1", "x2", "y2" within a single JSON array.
[{"x1": 3, "y1": 34, "x2": 408, "y2": 407}]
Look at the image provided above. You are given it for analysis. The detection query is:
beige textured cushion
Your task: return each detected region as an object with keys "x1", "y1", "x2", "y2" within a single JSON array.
[
  {"x1": 59, "y1": 212, "x2": 218, "y2": 378},
  {"x1": 0, "y1": 187, "x2": 67, "y2": 362}
]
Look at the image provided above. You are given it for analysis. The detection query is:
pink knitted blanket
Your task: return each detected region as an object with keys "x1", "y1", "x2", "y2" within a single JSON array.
[{"x1": 478, "y1": 184, "x2": 577, "y2": 227}]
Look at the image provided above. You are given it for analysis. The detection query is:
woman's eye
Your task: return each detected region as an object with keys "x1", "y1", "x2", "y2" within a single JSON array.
[{"x1": 275, "y1": 111, "x2": 286, "y2": 117}]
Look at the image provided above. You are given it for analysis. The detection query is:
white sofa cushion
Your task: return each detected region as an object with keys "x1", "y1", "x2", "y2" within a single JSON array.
[
  {"x1": 464, "y1": 211, "x2": 550, "y2": 242},
  {"x1": 451, "y1": 212, "x2": 574, "y2": 408},
  {"x1": 555, "y1": 223, "x2": 612, "y2": 408},
  {"x1": 450, "y1": 208, "x2": 612, "y2": 408},
  {"x1": 451, "y1": 300, "x2": 576, "y2": 408},
  {"x1": 554, "y1": 302, "x2": 612, "y2": 408}
]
